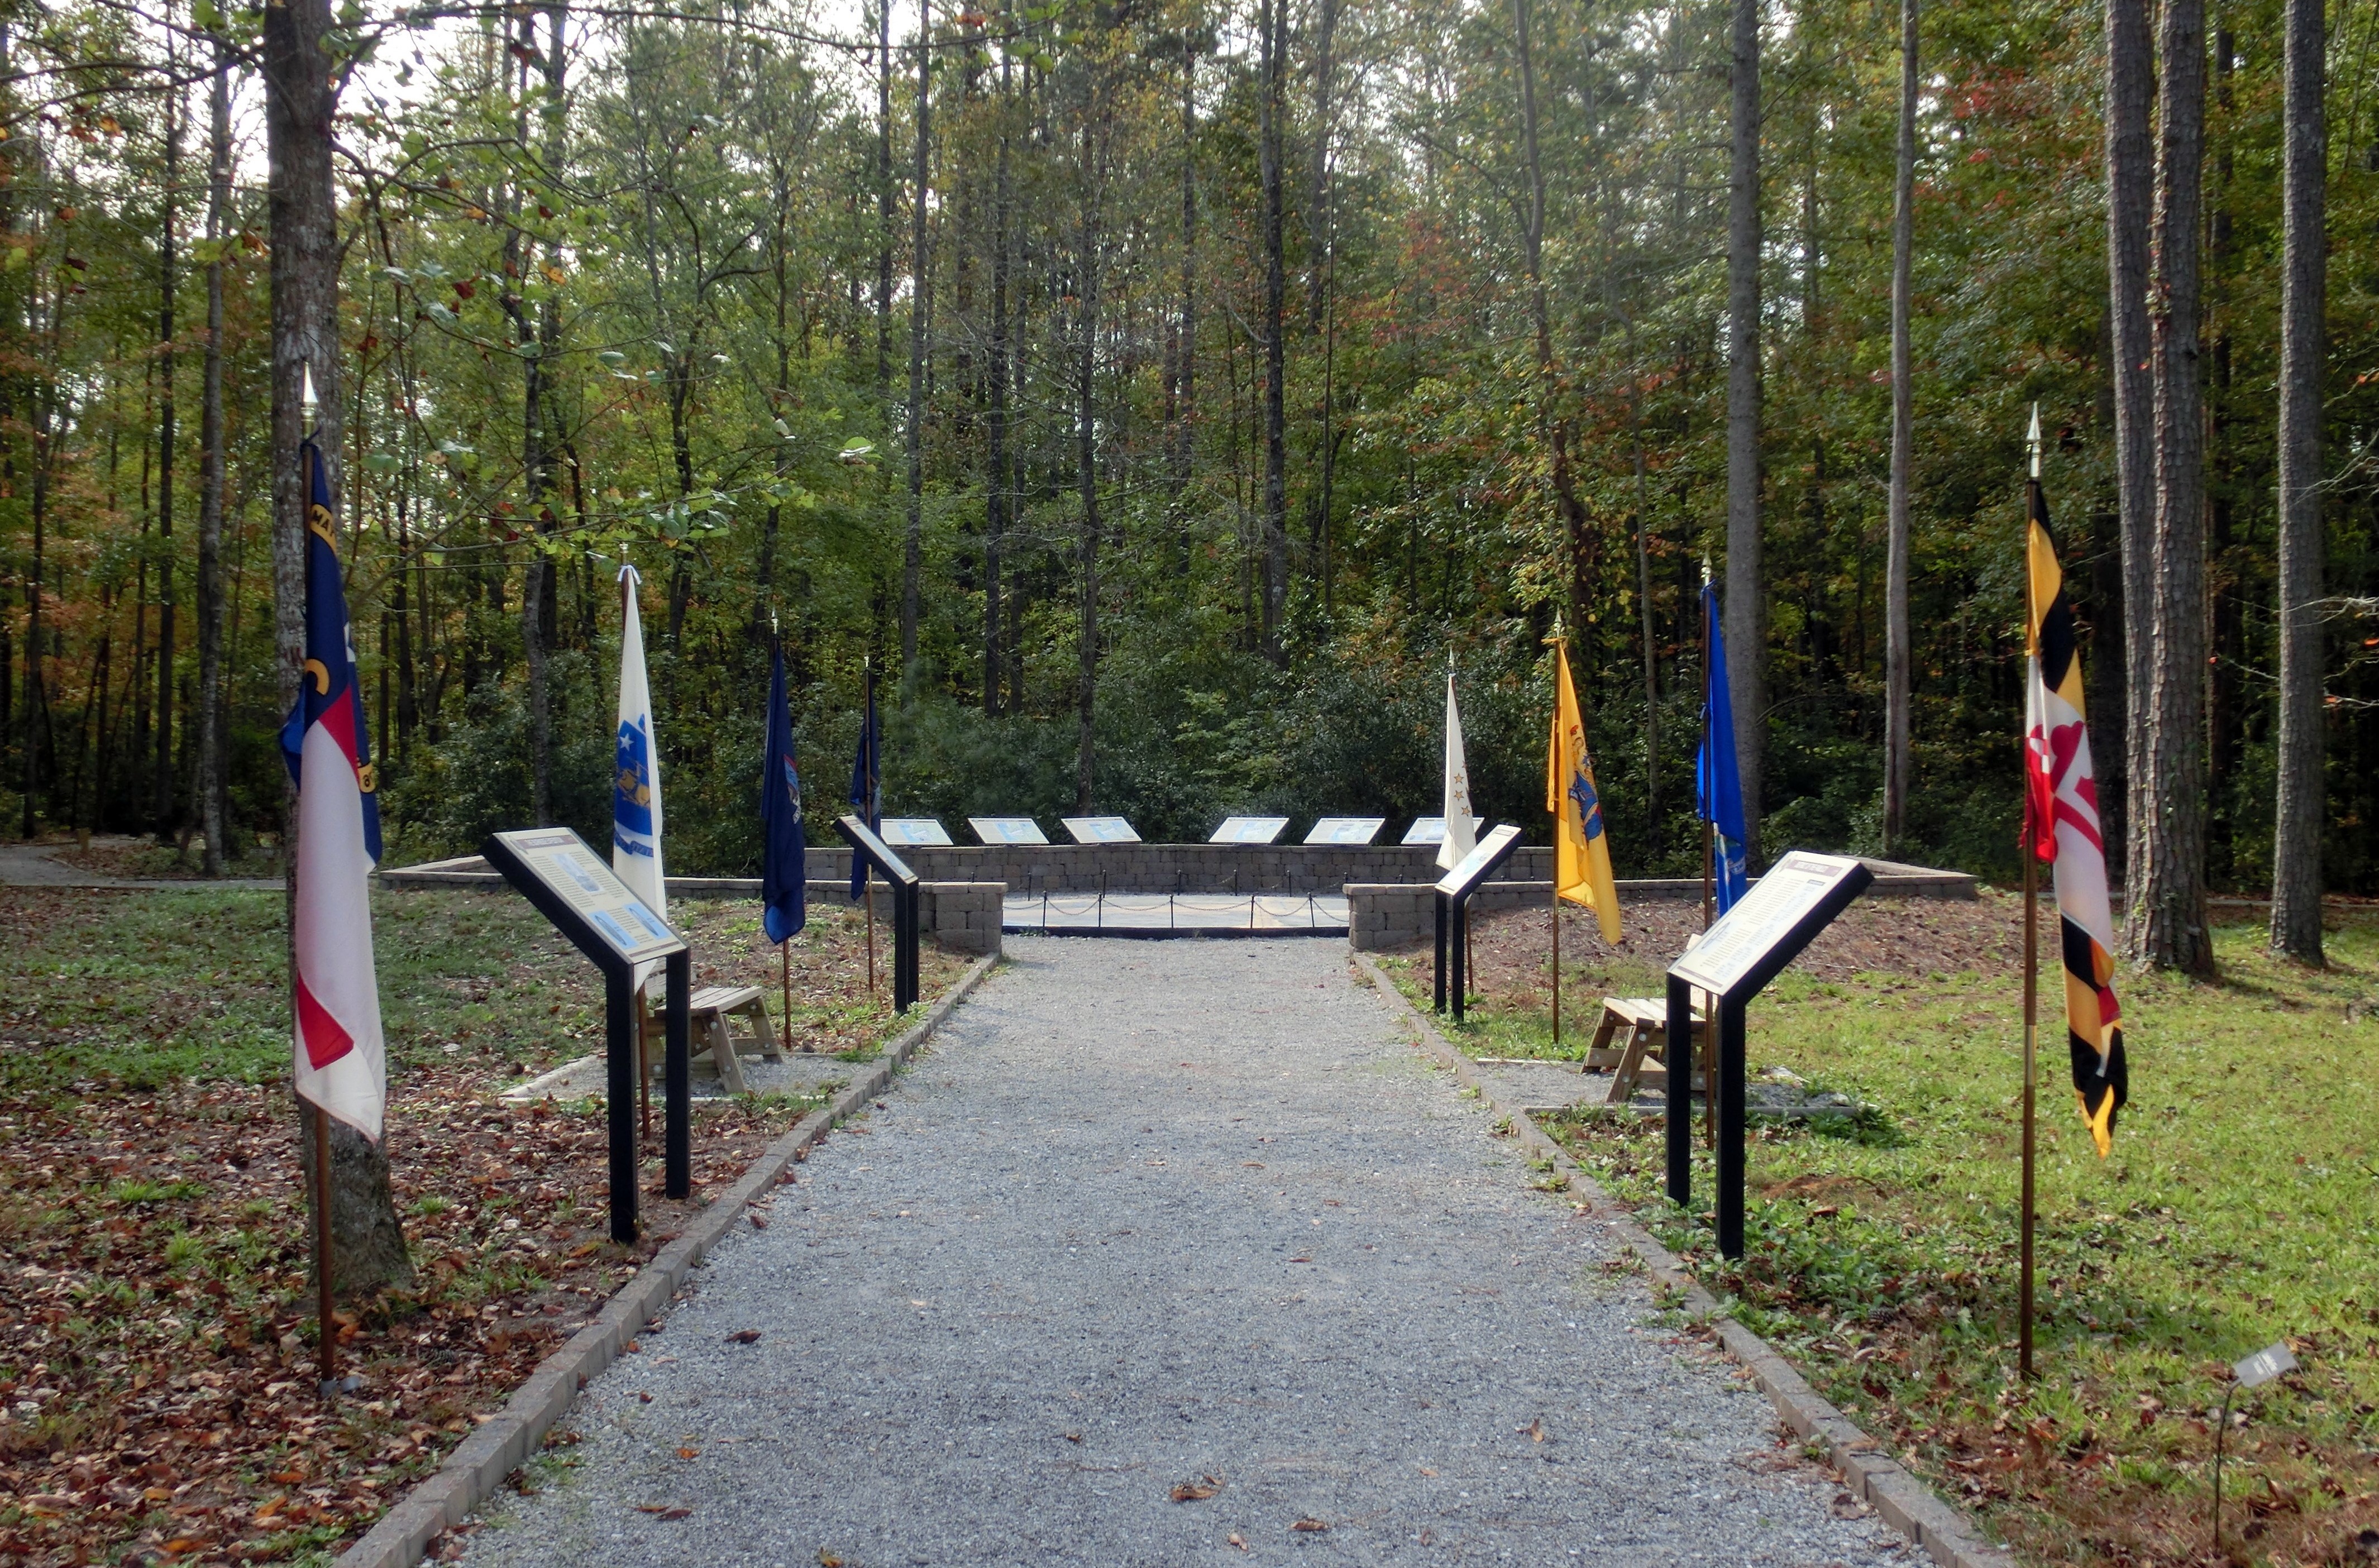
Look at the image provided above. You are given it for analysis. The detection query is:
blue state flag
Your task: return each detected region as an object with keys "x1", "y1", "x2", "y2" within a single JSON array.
[
  {"x1": 761, "y1": 644, "x2": 807, "y2": 943},
  {"x1": 847, "y1": 667, "x2": 880, "y2": 902},
  {"x1": 1696, "y1": 581, "x2": 1749, "y2": 912}
]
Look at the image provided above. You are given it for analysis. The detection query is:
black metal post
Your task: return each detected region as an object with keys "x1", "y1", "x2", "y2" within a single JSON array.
[
  {"x1": 604, "y1": 969, "x2": 638, "y2": 1242},
  {"x1": 1450, "y1": 895, "x2": 1469, "y2": 1023},
  {"x1": 896, "y1": 882, "x2": 920, "y2": 1011},
  {"x1": 1433, "y1": 891, "x2": 1449, "y2": 1012},
  {"x1": 1717, "y1": 996, "x2": 1748, "y2": 1259},
  {"x1": 1666, "y1": 972, "x2": 1694, "y2": 1208},
  {"x1": 664, "y1": 949, "x2": 691, "y2": 1198}
]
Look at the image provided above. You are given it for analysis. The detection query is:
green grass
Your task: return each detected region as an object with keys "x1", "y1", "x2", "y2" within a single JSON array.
[
  {"x1": 0, "y1": 886, "x2": 605, "y2": 1097},
  {"x1": 1383, "y1": 916, "x2": 2379, "y2": 1566}
]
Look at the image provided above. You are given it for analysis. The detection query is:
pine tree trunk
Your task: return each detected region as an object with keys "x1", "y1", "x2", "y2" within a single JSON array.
[
  {"x1": 985, "y1": 66, "x2": 1011, "y2": 716},
  {"x1": 1723, "y1": 0, "x2": 1764, "y2": 860},
  {"x1": 1075, "y1": 122, "x2": 1103, "y2": 815},
  {"x1": 876, "y1": 0, "x2": 894, "y2": 391},
  {"x1": 154, "y1": 77, "x2": 181, "y2": 843},
  {"x1": 2126, "y1": 0, "x2": 2214, "y2": 974},
  {"x1": 1258, "y1": 0, "x2": 1288, "y2": 659},
  {"x1": 264, "y1": 0, "x2": 411, "y2": 1297},
  {"x1": 507, "y1": 15, "x2": 552, "y2": 826},
  {"x1": 195, "y1": 37, "x2": 230, "y2": 874},
  {"x1": 2270, "y1": 0, "x2": 2328, "y2": 963},
  {"x1": 2105, "y1": 0, "x2": 2155, "y2": 896},
  {"x1": 902, "y1": 35, "x2": 930, "y2": 671},
  {"x1": 1883, "y1": 0, "x2": 1917, "y2": 853}
]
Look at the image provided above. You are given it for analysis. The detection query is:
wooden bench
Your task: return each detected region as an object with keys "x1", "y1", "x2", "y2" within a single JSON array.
[
  {"x1": 644, "y1": 985, "x2": 781, "y2": 1094},
  {"x1": 1588, "y1": 996, "x2": 1707, "y2": 1106}
]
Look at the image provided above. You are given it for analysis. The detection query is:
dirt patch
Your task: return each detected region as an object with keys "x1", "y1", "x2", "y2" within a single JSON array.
[{"x1": 1397, "y1": 892, "x2": 2026, "y2": 1005}]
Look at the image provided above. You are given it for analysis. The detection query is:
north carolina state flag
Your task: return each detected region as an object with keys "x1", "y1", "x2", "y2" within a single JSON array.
[{"x1": 279, "y1": 436, "x2": 387, "y2": 1142}]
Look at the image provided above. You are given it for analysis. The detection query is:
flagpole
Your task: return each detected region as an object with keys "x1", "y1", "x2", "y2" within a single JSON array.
[
  {"x1": 2019, "y1": 407, "x2": 2042, "y2": 1382},
  {"x1": 862, "y1": 658, "x2": 877, "y2": 998},
  {"x1": 1549, "y1": 621, "x2": 1563, "y2": 1048},
  {"x1": 1700, "y1": 574, "x2": 1718, "y2": 1151},
  {"x1": 311, "y1": 1102, "x2": 337, "y2": 1393}
]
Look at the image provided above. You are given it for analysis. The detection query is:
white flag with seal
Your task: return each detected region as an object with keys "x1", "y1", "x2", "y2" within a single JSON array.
[
  {"x1": 1437, "y1": 669, "x2": 1477, "y2": 871},
  {"x1": 613, "y1": 565, "x2": 666, "y2": 986}
]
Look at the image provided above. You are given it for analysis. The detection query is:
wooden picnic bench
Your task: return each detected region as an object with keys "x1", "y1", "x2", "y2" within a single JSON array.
[
  {"x1": 641, "y1": 984, "x2": 782, "y2": 1095},
  {"x1": 1587, "y1": 995, "x2": 1707, "y2": 1106}
]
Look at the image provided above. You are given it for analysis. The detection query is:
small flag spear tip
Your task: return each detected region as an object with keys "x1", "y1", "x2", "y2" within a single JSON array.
[
  {"x1": 2027, "y1": 403, "x2": 2042, "y2": 480},
  {"x1": 300, "y1": 363, "x2": 318, "y2": 426}
]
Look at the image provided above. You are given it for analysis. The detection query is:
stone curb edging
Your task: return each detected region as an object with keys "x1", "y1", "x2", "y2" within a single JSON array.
[
  {"x1": 1347, "y1": 949, "x2": 2017, "y2": 1568},
  {"x1": 331, "y1": 951, "x2": 1003, "y2": 1568}
]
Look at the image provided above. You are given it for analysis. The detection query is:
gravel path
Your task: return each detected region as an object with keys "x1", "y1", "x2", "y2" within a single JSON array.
[{"x1": 465, "y1": 937, "x2": 1907, "y2": 1566}]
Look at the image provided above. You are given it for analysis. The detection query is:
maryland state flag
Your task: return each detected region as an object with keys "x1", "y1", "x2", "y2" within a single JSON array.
[
  {"x1": 2023, "y1": 479, "x2": 2128, "y2": 1155},
  {"x1": 279, "y1": 436, "x2": 387, "y2": 1142},
  {"x1": 1546, "y1": 639, "x2": 1622, "y2": 943}
]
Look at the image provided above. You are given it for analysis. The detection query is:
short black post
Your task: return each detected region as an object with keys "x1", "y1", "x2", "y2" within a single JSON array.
[
  {"x1": 1665, "y1": 972, "x2": 1693, "y2": 1208},
  {"x1": 1450, "y1": 896, "x2": 1468, "y2": 1023},
  {"x1": 1433, "y1": 891, "x2": 1449, "y2": 1013},
  {"x1": 604, "y1": 971, "x2": 638, "y2": 1243},
  {"x1": 664, "y1": 949, "x2": 691, "y2": 1198},
  {"x1": 1716, "y1": 997, "x2": 1749, "y2": 1259},
  {"x1": 896, "y1": 882, "x2": 920, "y2": 1012}
]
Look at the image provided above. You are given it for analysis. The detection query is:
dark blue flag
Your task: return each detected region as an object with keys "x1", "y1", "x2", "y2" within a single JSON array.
[
  {"x1": 1695, "y1": 581, "x2": 1749, "y2": 912},
  {"x1": 761, "y1": 644, "x2": 806, "y2": 943},
  {"x1": 847, "y1": 665, "x2": 879, "y2": 901}
]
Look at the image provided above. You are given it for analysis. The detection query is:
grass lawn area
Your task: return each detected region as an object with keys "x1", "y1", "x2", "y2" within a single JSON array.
[
  {"x1": 1377, "y1": 893, "x2": 2379, "y2": 1568},
  {"x1": 0, "y1": 883, "x2": 967, "y2": 1567}
]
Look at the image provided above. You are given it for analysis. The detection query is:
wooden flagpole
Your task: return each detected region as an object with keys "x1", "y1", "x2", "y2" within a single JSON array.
[
  {"x1": 861, "y1": 657, "x2": 877, "y2": 996},
  {"x1": 1549, "y1": 621, "x2": 1563, "y2": 1046},
  {"x1": 310, "y1": 1103, "x2": 337, "y2": 1393},
  {"x1": 1701, "y1": 577, "x2": 1718, "y2": 1150},
  {"x1": 2019, "y1": 408, "x2": 2042, "y2": 1381}
]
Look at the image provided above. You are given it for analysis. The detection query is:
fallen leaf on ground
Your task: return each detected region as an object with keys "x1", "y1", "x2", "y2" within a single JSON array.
[
  {"x1": 1522, "y1": 1417, "x2": 1545, "y2": 1442},
  {"x1": 818, "y1": 1551, "x2": 844, "y2": 1567},
  {"x1": 1831, "y1": 1491, "x2": 1867, "y2": 1518},
  {"x1": 1291, "y1": 1518, "x2": 1329, "y2": 1532},
  {"x1": 749, "y1": 1212, "x2": 769, "y2": 1228},
  {"x1": 636, "y1": 1504, "x2": 693, "y2": 1519},
  {"x1": 727, "y1": 1328, "x2": 763, "y2": 1344},
  {"x1": 1227, "y1": 1533, "x2": 1247, "y2": 1551},
  {"x1": 1169, "y1": 1475, "x2": 1222, "y2": 1502},
  {"x1": 677, "y1": 1447, "x2": 700, "y2": 1460}
]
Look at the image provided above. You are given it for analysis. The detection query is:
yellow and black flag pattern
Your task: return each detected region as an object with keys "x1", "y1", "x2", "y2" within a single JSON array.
[{"x1": 2022, "y1": 481, "x2": 2129, "y2": 1155}]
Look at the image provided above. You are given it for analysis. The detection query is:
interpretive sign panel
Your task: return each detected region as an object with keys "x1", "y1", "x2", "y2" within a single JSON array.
[
  {"x1": 1669, "y1": 852, "x2": 1871, "y2": 998},
  {"x1": 969, "y1": 816, "x2": 1049, "y2": 845},
  {"x1": 1211, "y1": 816, "x2": 1289, "y2": 845},
  {"x1": 486, "y1": 828, "x2": 685, "y2": 971},
  {"x1": 1062, "y1": 816, "x2": 1141, "y2": 844},
  {"x1": 879, "y1": 818, "x2": 954, "y2": 847},
  {"x1": 1305, "y1": 816, "x2": 1386, "y2": 845},
  {"x1": 1436, "y1": 823, "x2": 1525, "y2": 898},
  {"x1": 1401, "y1": 816, "x2": 1478, "y2": 846},
  {"x1": 1664, "y1": 849, "x2": 1872, "y2": 1261}
]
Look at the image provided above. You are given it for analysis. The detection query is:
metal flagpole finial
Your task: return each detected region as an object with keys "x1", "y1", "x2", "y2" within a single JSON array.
[
  {"x1": 300, "y1": 363, "x2": 319, "y2": 429},
  {"x1": 1700, "y1": 553, "x2": 1712, "y2": 589},
  {"x1": 2027, "y1": 402, "x2": 2042, "y2": 481}
]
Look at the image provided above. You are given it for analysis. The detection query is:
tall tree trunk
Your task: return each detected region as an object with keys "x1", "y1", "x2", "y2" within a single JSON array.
[
  {"x1": 2105, "y1": 0, "x2": 2155, "y2": 894},
  {"x1": 195, "y1": 37, "x2": 230, "y2": 874},
  {"x1": 154, "y1": 75, "x2": 182, "y2": 842},
  {"x1": 1074, "y1": 123, "x2": 1103, "y2": 814},
  {"x1": 876, "y1": 0, "x2": 894, "y2": 391},
  {"x1": 1883, "y1": 0, "x2": 1917, "y2": 852},
  {"x1": 508, "y1": 13, "x2": 553, "y2": 825},
  {"x1": 263, "y1": 0, "x2": 411, "y2": 1295},
  {"x1": 2126, "y1": 0, "x2": 2213, "y2": 973},
  {"x1": 1723, "y1": 0, "x2": 1765, "y2": 859},
  {"x1": 1257, "y1": 0, "x2": 1287, "y2": 659},
  {"x1": 2270, "y1": 0, "x2": 2328, "y2": 962},
  {"x1": 1172, "y1": 41, "x2": 1196, "y2": 497},
  {"x1": 984, "y1": 66, "x2": 1011, "y2": 716},
  {"x1": 902, "y1": 32, "x2": 930, "y2": 671},
  {"x1": 1628, "y1": 321, "x2": 1658, "y2": 849}
]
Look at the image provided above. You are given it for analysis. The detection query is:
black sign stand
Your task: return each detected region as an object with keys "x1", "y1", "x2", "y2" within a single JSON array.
[
  {"x1": 1664, "y1": 852, "x2": 1872, "y2": 1259},
  {"x1": 838, "y1": 815, "x2": 920, "y2": 1012},
  {"x1": 481, "y1": 830, "x2": 691, "y2": 1243},
  {"x1": 1432, "y1": 824, "x2": 1523, "y2": 1021}
]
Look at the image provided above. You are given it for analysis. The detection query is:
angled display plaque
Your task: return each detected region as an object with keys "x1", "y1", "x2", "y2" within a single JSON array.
[
  {"x1": 969, "y1": 816, "x2": 1050, "y2": 845},
  {"x1": 878, "y1": 817, "x2": 955, "y2": 847},
  {"x1": 1665, "y1": 851, "x2": 1874, "y2": 1259},
  {"x1": 1061, "y1": 816, "x2": 1141, "y2": 844},
  {"x1": 1305, "y1": 816, "x2": 1386, "y2": 845},
  {"x1": 1211, "y1": 816, "x2": 1290, "y2": 845}
]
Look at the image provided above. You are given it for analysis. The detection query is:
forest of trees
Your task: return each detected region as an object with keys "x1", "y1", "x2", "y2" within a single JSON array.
[{"x1": 4, "y1": 0, "x2": 2376, "y2": 964}]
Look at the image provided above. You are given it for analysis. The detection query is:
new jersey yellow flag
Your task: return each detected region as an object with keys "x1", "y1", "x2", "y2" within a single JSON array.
[{"x1": 1546, "y1": 640, "x2": 1622, "y2": 943}]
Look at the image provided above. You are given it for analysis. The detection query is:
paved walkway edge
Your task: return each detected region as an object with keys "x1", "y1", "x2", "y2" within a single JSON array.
[
  {"x1": 1348, "y1": 949, "x2": 2017, "y2": 1568},
  {"x1": 332, "y1": 951, "x2": 1002, "y2": 1568}
]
